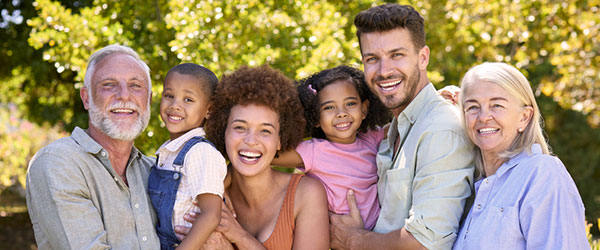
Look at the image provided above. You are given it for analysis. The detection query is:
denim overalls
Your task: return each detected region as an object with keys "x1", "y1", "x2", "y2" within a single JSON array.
[{"x1": 148, "y1": 136, "x2": 214, "y2": 250}]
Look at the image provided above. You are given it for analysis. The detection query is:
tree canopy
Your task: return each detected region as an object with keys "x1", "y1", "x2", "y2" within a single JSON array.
[{"x1": 1, "y1": 0, "x2": 599, "y2": 232}]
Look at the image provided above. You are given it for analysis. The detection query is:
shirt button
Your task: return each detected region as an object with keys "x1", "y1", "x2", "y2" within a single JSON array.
[
  {"x1": 142, "y1": 236, "x2": 147, "y2": 241},
  {"x1": 101, "y1": 151, "x2": 106, "y2": 157},
  {"x1": 113, "y1": 177, "x2": 119, "y2": 182},
  {"x1": 477, "y1": 204, "x2": 481, "y2": 209},
  {"x1": 134, "y1": 203, "x2": 140, "y2": 208},
  {"x1": 500, "y1": 207, "x2": 504, "y2": 212},
  {"x1": 484, "y1": 179, "x2": 488, "y2": 184}
]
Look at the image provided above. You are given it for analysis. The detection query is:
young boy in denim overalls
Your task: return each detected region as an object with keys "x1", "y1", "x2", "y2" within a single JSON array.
[{"x1": 148, "y1": 63, "x2": 226, "y2": 250}]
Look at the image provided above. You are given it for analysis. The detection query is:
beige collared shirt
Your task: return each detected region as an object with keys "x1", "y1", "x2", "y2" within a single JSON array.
[
  {"x1": 374, "y1": 84, "x2": 475, "y2": 250},
  {"x1": 155, "y1": 127, "x2": 226, "y2": 229},
  {"x1": 26, "y1": 126, "x2": 159, "y2": 250}
]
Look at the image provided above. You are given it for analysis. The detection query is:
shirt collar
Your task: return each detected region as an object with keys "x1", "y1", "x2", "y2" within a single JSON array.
[
  {"x1": 156, "y1": 127, "x2": 206, "y2": 154},
  {"x1": 401, "y1": 83, "x2": 437, "y2": 123},
  {"x1": 494, "y1": 143, "x2": 543, "y2": 178},
  {"x1": 71, "y1": 126, "x2": 144, "y2": 159},
  {"x1": 395, "y1": 83, "x2": 437, "y2": 127},
  {"x1": 71, "y1": 126, "x2": 103, "y2": 154}
]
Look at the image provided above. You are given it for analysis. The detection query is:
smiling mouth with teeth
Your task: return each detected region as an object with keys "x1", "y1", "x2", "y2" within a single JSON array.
[
  {"x1": 239, "y1": 151, "x2": 262, "y2": 161},
  {"x1": 168, "y1": 115, "x2": 183, "y2": 121},
  {"x1": 111, "y1": 109, "x2": 134, "y2": 114},
  {"x1": 334, "y1": 122, "x2": 351, "y2": 129},
  {"x1": 378, "y1": 80, "x2": 402, "y2": 91},
  {"x1": 478, "y1": 128, "x2": 499, "y2": 134}
]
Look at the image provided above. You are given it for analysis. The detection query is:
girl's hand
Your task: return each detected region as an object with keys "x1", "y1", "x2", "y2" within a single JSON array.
[
  {"x1": 200, "y1": 232, "x2": 234, "y2": 250},
  {"x1": 438, "y1": 85, "x2": 461, "y2": 105}
]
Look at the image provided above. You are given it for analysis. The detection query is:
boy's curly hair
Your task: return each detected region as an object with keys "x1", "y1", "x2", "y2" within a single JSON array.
[
  {"x1": 205, "y1": 65, "x2": 306, "y2": 157},
  {"x1": 296, "y1": 65, "x2": 392, "y2": 139}
]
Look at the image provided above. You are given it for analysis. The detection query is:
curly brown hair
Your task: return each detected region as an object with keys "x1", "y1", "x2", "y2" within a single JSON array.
[
  {"x1": 205, "y1": 65, "x2": 306, "y2": 157},
  {"x1": 297, "y1": 65, "x2": 392, "y2": 139}
]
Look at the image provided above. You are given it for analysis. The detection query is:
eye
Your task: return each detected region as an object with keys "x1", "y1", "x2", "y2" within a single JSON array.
[
  {"x1": 232, "y1": 125, "x2": 246, "y2": 132},
  {"x1": 260, "y1": 129, "x2": 273, "y2": 135},
  {"x1": 322, "y1": 105, "x2": 334, "y2": 111},
  {"x1": 102, "y1": 82, "x2": 116, "y2": 88},
  {"x1": 163, "y1": 93, "x2": 173, "y2": 99},
  {"x1": 346, "y1": 101, "x2": 358, "y2": 107},
  {"x1": 184, "y1": 97, "x2": 194, "y2": 102},
  {"x1": 464, "y1": 105, "x2": 479, "y2": 113},
  {"x1": 364, "y1": 56, "x2": 378, "y2": 64},
  {"x1": 130, "y1": 82, "x2": 143, "y2": 89},
  {"x1": 492, "y1": 103, "x2": 504, "y2": 109},
  {"x1": 392, "y1": 52, "x2": 404, "y2": 58}
]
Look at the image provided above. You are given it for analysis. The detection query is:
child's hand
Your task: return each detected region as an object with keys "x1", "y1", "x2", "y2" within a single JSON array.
[
  {"x1": 200, "y1": 232, "x2": 234, "y2": 250},
  {"x1": 438, "y1": 85, "x2": 461, "y2": 106}
]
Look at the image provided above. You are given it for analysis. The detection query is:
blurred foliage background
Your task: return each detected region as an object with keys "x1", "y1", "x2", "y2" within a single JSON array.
[{"x1": 1, "y1": 0, "x2": 599, "y2": 247}]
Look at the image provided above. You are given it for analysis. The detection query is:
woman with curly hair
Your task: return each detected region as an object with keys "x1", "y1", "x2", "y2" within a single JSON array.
[
  {"x1": 202, "y1": 65, "x2": 329, "y2": 250},
  {"x1": 272, "y1": 65, "x2": 392, "y2": 230}
]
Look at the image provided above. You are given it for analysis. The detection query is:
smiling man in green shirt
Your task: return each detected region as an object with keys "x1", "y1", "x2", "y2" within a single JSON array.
[
  {"x1": 26, "y1": 44, "x2": 160, "y2": 249},
  {"x1": 329, "y1": 4, "x2": 475, "y2": 250}
]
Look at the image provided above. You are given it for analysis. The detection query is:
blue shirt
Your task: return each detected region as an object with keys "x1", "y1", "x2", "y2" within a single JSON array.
[{"x1": 453, "y1": 144, "x2": 589, "y2": 250}]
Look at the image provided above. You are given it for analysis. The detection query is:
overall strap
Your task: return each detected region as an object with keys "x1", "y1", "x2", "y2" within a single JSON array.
[{"x1": 172, "y1": 136, "x2": 215, "y2": 168}]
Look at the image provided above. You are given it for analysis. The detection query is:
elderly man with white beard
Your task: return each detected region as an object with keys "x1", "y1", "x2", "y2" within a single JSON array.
[{"x1": 26, "y1": 44, "x2": 160, "y2": 250}]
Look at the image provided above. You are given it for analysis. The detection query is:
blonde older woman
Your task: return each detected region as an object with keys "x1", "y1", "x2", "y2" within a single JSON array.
[{"x1": 452, "y1": 62, "x2": 589, "y2": 249}]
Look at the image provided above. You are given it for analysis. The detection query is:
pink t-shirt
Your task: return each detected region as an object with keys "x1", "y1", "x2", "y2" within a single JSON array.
[{"x1": 296, "y1": 127, "x2": 385, "y2": 230}]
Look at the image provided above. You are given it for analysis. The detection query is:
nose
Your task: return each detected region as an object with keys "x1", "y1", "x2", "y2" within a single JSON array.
[
  {"x1": 116, "y1": 82, "x2": 131, "y2": 100},
  {"x1": 336, "y1": 108, "x2": 348, "y2": 118},
  {"x1": 169, "y1": 99, "x2": 182, "y2": 111},
  {"x1": 243, "y1": 130, "x2": 258, "y2": 145},
  {"x1": 378, "y1": 58, "x2": 394, "y2": 78},
  {"x1": 478, "y1": 106, "x2": 493, "y2": 122}
]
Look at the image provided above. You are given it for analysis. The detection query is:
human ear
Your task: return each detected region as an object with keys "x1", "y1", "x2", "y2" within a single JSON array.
[
  {"x1": 518, "y1": 106, "x2": 534, "y2": 132},
  {"x1": 80, "y1": 87, "x2": 90, "y2": 110},
  {"x1": 361, "y1": 99, "x2": 369, "y2": 120},
  {"x1": 418, "y1": 45, "x2": 430, "y2": 70}
]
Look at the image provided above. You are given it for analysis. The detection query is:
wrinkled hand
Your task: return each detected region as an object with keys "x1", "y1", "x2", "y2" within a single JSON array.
[
  {"x1": 329, "y1": 189, "x2": 364, "y2": 250},
  {"x1": 200, "y1": 232, "x2": 234, "y2": 250},
  {"x1": 438, "y1": 85, "x2": 461, "y2": 106}
]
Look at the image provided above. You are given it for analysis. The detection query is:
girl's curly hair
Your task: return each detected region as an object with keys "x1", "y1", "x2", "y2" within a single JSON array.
[
  {"x1": 205, "y1": 65, "x2": 306, "y2": 157},
  {"x1": 296, "y1": 65, "x2": 392, "y2": 139}
]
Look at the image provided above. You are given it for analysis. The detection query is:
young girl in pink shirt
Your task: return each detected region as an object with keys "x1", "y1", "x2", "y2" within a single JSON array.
[{"x1": 273, "y1": 65, "x2": 391, "y2": 230}]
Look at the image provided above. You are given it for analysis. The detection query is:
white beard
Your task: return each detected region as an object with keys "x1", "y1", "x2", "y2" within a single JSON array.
[{"x1": 88, "y1": 98, "x2": 150, "y2": 141}]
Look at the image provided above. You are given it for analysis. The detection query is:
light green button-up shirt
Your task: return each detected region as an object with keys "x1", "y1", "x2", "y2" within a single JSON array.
[
  {"x1": 26, "y1": 127, "x2": 160, "y2": 250},
  {"x1": 374, "y1": 84, "x2": 475, "y2": 250}
]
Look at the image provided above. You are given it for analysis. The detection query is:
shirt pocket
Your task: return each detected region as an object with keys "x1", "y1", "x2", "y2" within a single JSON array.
[
  {"x1": 480, "y1": 205, "x2": 523, "y2": 248},
  {"x1": 380, "y1": 167, "x2": 413, "y2": 221}
]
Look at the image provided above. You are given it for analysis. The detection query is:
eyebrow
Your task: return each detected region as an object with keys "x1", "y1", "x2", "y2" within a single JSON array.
[
  {"x1": 163, "y1": 87, "x2": 198, "y2": 95},
  {"x1": 363, "y1": 47, "x2": 408, "y2": 58},
  {"x1": 98, "y1": 77, "x2": 145, "y2": 84},
  {"x1": 465, "y1": 97, "x2": 509, "y2": 103},
  {"x1": 231, "y1": 119, "x2": 277, "y2": 129},
  {"x1": 319, "y1": 96, "x2": 359, "y2": 107}
]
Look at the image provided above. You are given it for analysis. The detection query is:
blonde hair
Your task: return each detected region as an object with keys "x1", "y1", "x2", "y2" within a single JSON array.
[{"x1": 459, "y1": 62, "x2": 550, "y2": 178}]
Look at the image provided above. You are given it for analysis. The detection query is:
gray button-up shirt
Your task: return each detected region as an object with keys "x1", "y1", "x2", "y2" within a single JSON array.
[
  {"x1": 375, "y1": 84, "x2": 475, "y2": 250},
  {"x1": 26, "y1": 127, "x2": 159, "y2": 250}
]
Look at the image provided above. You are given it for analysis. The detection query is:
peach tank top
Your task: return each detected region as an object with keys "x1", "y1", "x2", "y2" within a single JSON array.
[{"x1": 262, "y1": 174, "x2": 303, "y2": 250}]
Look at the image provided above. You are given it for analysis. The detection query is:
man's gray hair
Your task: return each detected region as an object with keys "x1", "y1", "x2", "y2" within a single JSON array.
[{"x1": 83, "y1": 44, "x2": 152, "y2": 94}]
